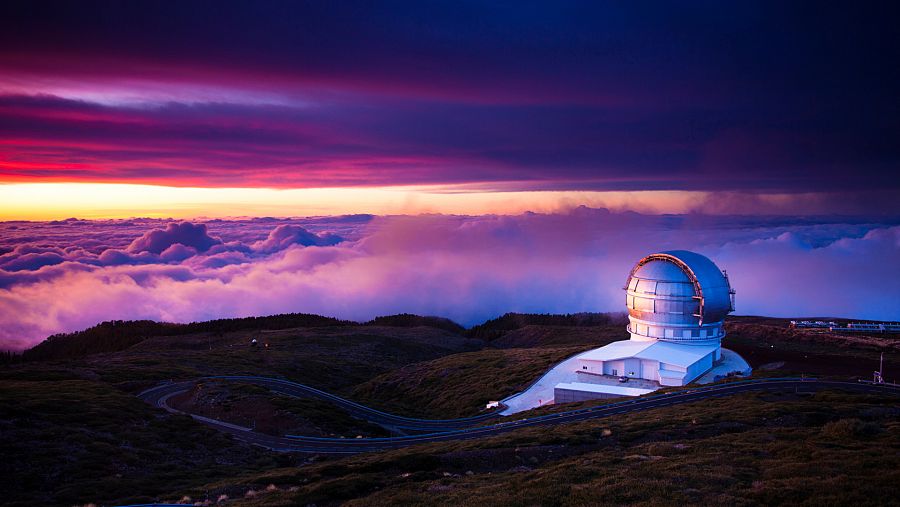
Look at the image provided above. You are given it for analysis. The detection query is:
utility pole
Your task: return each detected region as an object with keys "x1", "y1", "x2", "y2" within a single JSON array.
[{"x1": 874, "y1": 352, "x2": 884, "y2": 384}]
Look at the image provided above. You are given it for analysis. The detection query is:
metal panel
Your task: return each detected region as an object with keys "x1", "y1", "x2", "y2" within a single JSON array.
[{"x1": 623, "y1": 250, "x2": 735, "y2": 342}]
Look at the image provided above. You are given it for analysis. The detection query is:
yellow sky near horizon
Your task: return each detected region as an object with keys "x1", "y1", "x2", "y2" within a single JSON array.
[{"x1": 0, "y1": 182, "x2": 847, "y2": 220}]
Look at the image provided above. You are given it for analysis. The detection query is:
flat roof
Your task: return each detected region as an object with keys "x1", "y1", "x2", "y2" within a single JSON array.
[
  {"x1": 578, "y1": 339, "x2": 718, "y2": 367},
  {"x1": 578, "y1": 340, "x2": 653, "y2": 360},
  {"x1": 554, "y1": 381, "x2": 657, "y2": 397}
]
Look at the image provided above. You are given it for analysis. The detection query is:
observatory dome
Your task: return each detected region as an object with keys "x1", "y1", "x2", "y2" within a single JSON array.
[{"x1": 625, "y1": 250, "x2": 734, "y2": 344}]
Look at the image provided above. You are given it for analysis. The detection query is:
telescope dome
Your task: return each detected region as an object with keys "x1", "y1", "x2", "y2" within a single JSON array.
[{"x1": 625, "y1": 250, "x2": 734, "y2": 344}]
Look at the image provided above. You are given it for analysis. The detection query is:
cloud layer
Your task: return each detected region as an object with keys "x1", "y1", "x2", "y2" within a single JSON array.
[{"x1": 1, "y1": 210, "x2": 898, "y2": 351}]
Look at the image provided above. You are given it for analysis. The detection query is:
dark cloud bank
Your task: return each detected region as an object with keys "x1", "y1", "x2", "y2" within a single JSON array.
[{"x1": 1, "y1": 2, "x2": 898, "y2": 202}]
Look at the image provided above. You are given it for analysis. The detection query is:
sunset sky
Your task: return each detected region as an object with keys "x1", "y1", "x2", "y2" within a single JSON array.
[
  {"x1": 1, "y1": 2, "x2": 898, "y2": 350},
  {"x1": 1, "y1": 1, "x2": 898, "y2": 218}
]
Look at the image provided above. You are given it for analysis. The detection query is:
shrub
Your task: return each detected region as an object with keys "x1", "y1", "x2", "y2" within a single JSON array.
[{"x1": 821, "y1": 418, "x2": 881, "y2": 439}]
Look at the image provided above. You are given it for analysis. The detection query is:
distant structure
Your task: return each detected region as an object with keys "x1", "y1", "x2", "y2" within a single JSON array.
[
  {"x1": 554, "y1": 250, "x2": 744, "y2": 403},
  {"x1": 791, "y1": 320, "x2": 900, "y2": 333}
]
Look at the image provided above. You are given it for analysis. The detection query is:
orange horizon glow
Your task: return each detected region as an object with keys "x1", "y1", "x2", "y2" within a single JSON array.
[
  {"x1": 0, "y1": 182, "x2": 855, "y2": 221},
  {"x1": 0, "y1": 182, "x2": 694, "y2": 220}
]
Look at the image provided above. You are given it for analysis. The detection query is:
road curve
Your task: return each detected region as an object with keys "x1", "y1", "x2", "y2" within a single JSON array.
[
  {"x1": 138, "y1": 376, "x2": 900, "y2": 454},
  {"x1": 138, "y1": 375, "x2": 501, "y2": 433}
]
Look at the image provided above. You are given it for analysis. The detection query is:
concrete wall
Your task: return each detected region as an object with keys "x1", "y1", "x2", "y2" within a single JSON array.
[
  {"x1": 660, "y1": 362, "x2": 687, "y2": 373},
  {"x1": 554, "y1": 387, "x2": 623, "y2": 404},
  {"x1": 657, "y1": 369, "x2": 688, "y2": 386}
]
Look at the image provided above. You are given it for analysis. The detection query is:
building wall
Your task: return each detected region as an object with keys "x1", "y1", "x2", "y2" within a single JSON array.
[
  {"x1": 623, "y1": 358, "x2": 641, "y2": 378},
  {"x1": 577, "y1": 345, "x2": 719, "y2": 385},
  {"x1": 685, "y1": 350, "x2": 715, "y2": 382},
  {"x1": 658, "y1": 375, "x2": 684, "y2": 387},
  {"x1": 603, "y1": 360, "x2": 625, "y2": 376},
  {"x1": 660, "y1": 362, "x2": 687, "y2": 373},
  {"x1": 640, "y1": 359, "x2": 659, "y2": 382},
  {"x1": 554, "y1": 387, "x2": 623, "y2": 404},
  {"x1": 579, "y1": 359, "x2": 604, "y2": 374}
]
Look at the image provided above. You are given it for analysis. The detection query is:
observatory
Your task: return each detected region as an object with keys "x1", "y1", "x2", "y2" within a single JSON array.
[
  {"x1": 502, "y1": 250, "x2": 750, "y2": 413},
  {"x1": 575, "y1": 250, "x2": 735, "y2": 387},
  {"x1": 552, "y1": 251, "x2": 744, "y2": 405},
  {"x1": 624, "y1": 250, "x2": 734, "y2": 346}
]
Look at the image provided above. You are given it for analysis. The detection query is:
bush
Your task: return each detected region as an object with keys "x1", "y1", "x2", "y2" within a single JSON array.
[{"x1": 821, "y1": 418, "x2": 881, "y2": 439}]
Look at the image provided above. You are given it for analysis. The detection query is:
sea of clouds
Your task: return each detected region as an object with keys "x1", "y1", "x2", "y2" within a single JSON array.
[{"x1": 1, "y1": 208, "x2": 898, "y2": 351}]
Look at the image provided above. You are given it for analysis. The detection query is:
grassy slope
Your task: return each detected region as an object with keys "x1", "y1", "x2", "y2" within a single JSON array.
[
  {"x1": 170, "y1": 382, "x2": 389, "y2": 438},
  {"x1": 16, "y1": 324, "x2": 483, "y2": 393},
  {"x1": 724, "y1": 317, "x2": 900, "y2": 378},
  {"x1": 352, "y1": 347, "x2": 587, "y2": 418},
  {"x1": 0, "y1": 323, "x2": 481, "y2": 507},
  {"x1": 351, "y1": 324, "x2": 628, "y2": 418},
  {"x1": 0, "y1": 379, "x2": 286, "y2": 507},
  {"x1": 198, "y1": 390, "x2": 900, "y2": 507},
  {"x1": 21, "y1": 313, "x2": 354, "y2": 362},
  {"x1": 3, "y1": 314, "x2": 899, "y2": 506},
  {"x1": 490, "y1": 323, "x2": 626, "y2": 349}
]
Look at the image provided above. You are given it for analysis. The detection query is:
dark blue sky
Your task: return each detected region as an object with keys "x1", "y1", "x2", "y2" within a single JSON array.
[{"x1": 0, "y1": 1, "x2": 898, "y2": 205}]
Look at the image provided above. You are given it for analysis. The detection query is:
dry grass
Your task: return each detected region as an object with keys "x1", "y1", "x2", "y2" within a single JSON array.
[
  {"x1": 351, "y1": 346, "x2": 589, "y2": 418},
  {"x1": 194, "y1": 390, "x2": 900, "y2": 507}
]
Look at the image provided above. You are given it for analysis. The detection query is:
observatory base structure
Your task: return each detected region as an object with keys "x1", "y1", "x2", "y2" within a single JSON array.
[{"x1": 574, "y1": 340, "x2": 718, "y2": 387}]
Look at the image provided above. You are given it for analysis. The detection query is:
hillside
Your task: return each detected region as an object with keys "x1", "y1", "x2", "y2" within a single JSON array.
[
  {"x1": 724, "y1": 316, "x2": 899, "y2": 379},
  {"x1": 2, "y1": 321, "x2": 485, "y2": 507},
  {"x1": 6, "y1": 323, "x2": 482, "y2": 393},
  {"x1": 465, "y1": 312, "x2": 625, "y2": 342},
  {"x1": 2, "y1": 312, "x2": 899, "y2": 506},
  {"x1": 169, "y1": 390, "x2": 900, "y2": 506},
  {"x1": 351, "y1": 347, "x2": 589, "y2": 418},
  {"x1": 21, "y1": 313, "x2": 355, "y2": 362},
  {"x1": 0, "y1": 378, "x2": 284, "y2": 507}
]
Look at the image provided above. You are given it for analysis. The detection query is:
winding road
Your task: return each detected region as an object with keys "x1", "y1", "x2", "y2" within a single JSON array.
[{"x1": 138, "y1": 375, "x2": 900, "y2": 454}]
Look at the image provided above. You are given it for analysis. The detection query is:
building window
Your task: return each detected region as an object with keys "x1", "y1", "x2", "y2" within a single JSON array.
[
  {"x1": 634, "y1": 297, "x2": 654, "y2": 311},
  {"x1": 583, "y1": 365, "x2": 587, "y2": 370}
]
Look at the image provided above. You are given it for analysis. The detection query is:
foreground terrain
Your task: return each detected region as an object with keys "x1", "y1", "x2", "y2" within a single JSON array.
[{"x1": 1, "y1": 313, "x2": 898, "y2": 506}]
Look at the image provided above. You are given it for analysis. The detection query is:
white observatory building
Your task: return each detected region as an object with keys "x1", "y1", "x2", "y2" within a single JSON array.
[
  {"x1": 501, "y1": 250, "x2": 750, "y2": 413},
  {"x1": 550, "y1": 251, "x2": 745, "y2": 405},
  {"x1": 573, "y1": 251, "x2": 735, "y2": 387}
]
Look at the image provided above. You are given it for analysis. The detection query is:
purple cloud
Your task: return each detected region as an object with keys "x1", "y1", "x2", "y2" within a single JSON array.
[
  {"x1": 126, "y1": 222, "x2": 221, "y2": 254},
  {"x1": 252, "y1": 225, "x2": 343, "y2": 254},
  {"x1": 1, "y1": 212, "x2": 899, "y2": 351},
  {"x1": 0, "y1": 251, "x2": 65, "y2": 271},
  {"x1": 159, "y1": 244, "x2": 198, "y2": 263},
  {"x1": 97, "y1": 249, "x2": 158, "y2": 266}
]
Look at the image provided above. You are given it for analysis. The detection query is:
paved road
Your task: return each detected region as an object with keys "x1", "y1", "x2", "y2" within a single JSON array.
[
  {"x1": 138, "y1": 376, "x2": 900, "y2": 454},
  {"x1": 139, "y1": 375, "x2": 500, "y2": 434}
]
